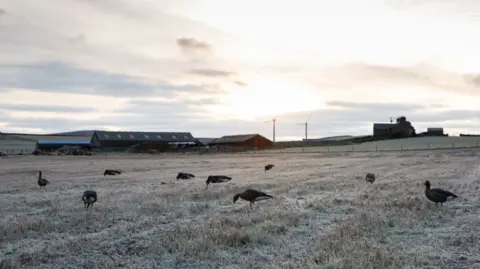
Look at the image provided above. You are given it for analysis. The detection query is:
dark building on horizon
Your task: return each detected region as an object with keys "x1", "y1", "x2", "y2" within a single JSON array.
[
  {"x1": 373, "y1": 116, "x2": 416, "y2": 138},
  {"x1": 427, "y1": 127, "x2": 444, "y2": 136}
]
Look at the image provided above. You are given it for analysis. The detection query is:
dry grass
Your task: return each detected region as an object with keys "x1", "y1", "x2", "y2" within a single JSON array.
[{"x1": 1, "y1": 149, "x2": 480, "y2": 269}]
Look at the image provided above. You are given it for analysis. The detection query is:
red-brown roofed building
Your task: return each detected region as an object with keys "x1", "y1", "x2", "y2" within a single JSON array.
[{"x1": 209, "y1": 134, "x2": 273, "y2": 150}]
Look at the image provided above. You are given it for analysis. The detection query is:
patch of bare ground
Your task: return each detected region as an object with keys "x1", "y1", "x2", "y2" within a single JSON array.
[{"x1": 0, "y1": 150, "x2": 479, "y2": 268}]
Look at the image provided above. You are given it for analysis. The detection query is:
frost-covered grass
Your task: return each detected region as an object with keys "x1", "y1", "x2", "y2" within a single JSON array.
[{"x1": 1, "y1": 150, "x2": 480, "y2": 269}]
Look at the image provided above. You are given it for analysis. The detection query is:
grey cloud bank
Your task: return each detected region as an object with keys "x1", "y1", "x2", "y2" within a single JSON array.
[
  {"x1": 316, "y1": 63, "x2": 480, "y2": 96},
  {"x1": 0, "y1": 62, "x2": 207, "y2": 97},
  {"x1": 0, "y1": 103, "x2": 95, "y2": 113},
  {"x1": 176, "y1": 37, "x2": 212, "y2": 51},
  {"x1": 189, "y1": 68, "x2": 234, "y2": 77},
  {"x1": 2, "y1": 101, "x2": 480, "y2": 138}
]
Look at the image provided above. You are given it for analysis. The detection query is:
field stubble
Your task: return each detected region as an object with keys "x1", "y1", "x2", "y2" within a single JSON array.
[{"x1": 1, "y1": 149, "x2": 480, "y2": 269}]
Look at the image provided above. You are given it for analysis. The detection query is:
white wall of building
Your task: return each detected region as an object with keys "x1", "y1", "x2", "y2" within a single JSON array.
[{"x1": 0, "y1": 140, "x2": 36, "y2": 154}]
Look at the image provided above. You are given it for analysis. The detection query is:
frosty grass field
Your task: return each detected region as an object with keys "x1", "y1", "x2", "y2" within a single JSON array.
[{"x1": 1, "y1": 147, "x2": 480, "y2": 268}]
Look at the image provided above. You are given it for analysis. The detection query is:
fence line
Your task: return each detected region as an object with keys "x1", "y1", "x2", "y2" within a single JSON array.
[
  {"x1": 0, "y1": 148, "x2": 32, "y2": 155},
  {"x1": 1, "y1": 140, "x2": 480, "y2": 156},
  {"x1": 256, "y1": 139, "x2": 480, "y2": 154},
  {"x1": 250, "y1": 140, "x2": 480, "y2": 154}
]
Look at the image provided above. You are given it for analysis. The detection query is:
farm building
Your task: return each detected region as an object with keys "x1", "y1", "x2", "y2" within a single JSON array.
[
  {"x1": 36, "y1": 140, "x2": 94, "y2": 151},
  {"x1": 90, "y1": 131, "x2": 197, "y2": 151},
  {"x1": 0, "y1": 132, "x2": 91, "y2": 154},
  {"x1": 427, "y1": 127, "x2": 444, "y2": 136},
  {"x1": 373, "y1": 116, "x2": 416, "y2": 138},
  {"x1": 209, "y1": 134, "x2": 273, "y2": 150},
  {"x1": 373, "y1": 123, "x2": 395, "y2": 137}
]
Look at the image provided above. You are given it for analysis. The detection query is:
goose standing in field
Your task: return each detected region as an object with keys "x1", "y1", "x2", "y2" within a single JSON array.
[
  {"x1": 37, "y1": 170, "x2": 50, "y2": 188},
  {"x1": 205, "y1": 175, "x2": 232, "y2": 189},
  {"x1": 82, "y1": 190, "x2": 98, "y2": 208},
  {"x1": 233, "y1": 189, "x2": 273, "y2": 209},
  {"x1": 177, "y1": 172, "x2": 195, "y2": 180},
  {"x1": 424, "y1": 180, "x2": 458, "y2": 206},
  {"x1": 264, "y1": 164, "x2": 275, "y2": 172},
  {"x1": 365, "y1": 173, "x2": 376, "y2": 184},
  {"x1": 103, "y1": 169, "x2": 122, "y2": 179}
]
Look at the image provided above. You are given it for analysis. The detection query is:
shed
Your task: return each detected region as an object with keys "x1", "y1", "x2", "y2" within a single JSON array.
[
  {"x1": 209, "y1": 134, "x2": 273, "y2": 149},
  {"x1": 36, "y1": 140, "x2": 93, "y2": 151},
  {"x1": 427, "y1": 127, "x2": 444, "y2": 136},
  {"x1": 91, "y1": 131, "x2": 197, "y2": 151},
  {"x1": 373, "y1": 123, "x2": 395, "y2": 137}
]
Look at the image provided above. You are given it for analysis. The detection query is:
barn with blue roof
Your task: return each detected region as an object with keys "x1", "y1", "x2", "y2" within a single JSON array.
[{"x1": 36, "y1": 139, "x2": 94, "y2": 151}]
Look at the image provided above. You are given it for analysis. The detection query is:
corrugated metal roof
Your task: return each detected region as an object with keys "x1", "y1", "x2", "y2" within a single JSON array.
[
  {"x1": 6, "y1": 134, "x2": 92, "y2": 141},
  {"x1": 93, "y1": 131, "x2": 196, "y2": 142},
  {"x1": 196, "y1": 138, "x2": 217, "y2": 145},
  {"x1": 37, "y1": 140, "x2": 91, "y2": 145},
  {"x1": 210, "y1": 134, "x2": 259, "y2": 144},
  {"x1": 373, "y1": 123, "x2": 395, "y2": 130}
]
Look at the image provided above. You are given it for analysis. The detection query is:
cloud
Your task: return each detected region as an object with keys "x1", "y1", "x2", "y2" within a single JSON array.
[
  {"x1": 67, "y1": 33, "x2": 86, "y2": 45},
  {"x1": 117, "y1": 99, "x2": 214, "y2": 115},
  {"x1": 304, "y1": 63, "x2": 480, "y2": 100},
  {"x1": 274, "y1": 101, "x2": 480, "y2": 127},
  {"x1": 386, "y1": 0, "x2": 456, "y2": 9},
  {"x1": 176, "y1": 37, "x2": 212, "y2": 60},
  {"x1": 189, "y1": 68, "x2": 233, "y2": 77},
  {"x1": 233, "y1": 81, "x2": 248, "y2": 87},
  {"x1": 462, "y1": 73, "x2": 480, "y2": 88},
  {"x1": 428, "y1": 104, "x2": 447, "y2": 109},
  {"x1": 0, "y1": 103, "x2": 95, "y2": 113},
  {"x1": 0, "y1": 117, "x2": 77, "y2": 132},
  {"x1": 176, "y1": 37, "x2": 211, "y2": 51},
  {"x1": 0, "y1": 8, "x2": 5, "y2": 16},
  {"x1": 0, "y1": 61, "x2": 208, "y2": 97},
  {"x1": 0, "y1": 0, "x2": 232, "y2": 80},
  {"x1": 276, "y1": 101, "x2": 427, "y2": 124},
  {"x1": 325, "y1": 100, "x2": 424, "y2": 111}
]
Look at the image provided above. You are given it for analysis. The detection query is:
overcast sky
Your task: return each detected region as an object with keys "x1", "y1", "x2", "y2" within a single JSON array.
[{"x1": 1, "y1": 0, "x2": 480, "y2": 140}]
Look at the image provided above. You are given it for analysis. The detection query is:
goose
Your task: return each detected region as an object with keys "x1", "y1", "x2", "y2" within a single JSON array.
[
  {"x1": 37, "y1": 170, "x2": 50, "y2": 188},
  {"x1": 365, "y1": 173, "x2": 376, "y2": 184},
  {"x1": 205, "y1": 175, "x2": 231, "y2": 189},
  {"x1": 233, "y1": 189, "x2": 273, "y2": 209},
  {"x1": 82, "y1": 190, "x2": 98, "y2": 208},
  {"x1": 104, "y1": 169, "x2": 122, "y2": 179},
  {"x1": 176, "y1": 172, "x2": 195, "y2": 180},
  {"x1": 424, "y1": 180, "x2": 457, "y2": 206},
  {"x1": 264, "y1": 164, "x2": 275, "y2": 172}
]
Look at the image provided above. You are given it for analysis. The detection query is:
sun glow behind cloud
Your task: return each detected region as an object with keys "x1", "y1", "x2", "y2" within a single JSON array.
[{"x1": 213, "y1": 78, "x2": 325, "y2": 120}]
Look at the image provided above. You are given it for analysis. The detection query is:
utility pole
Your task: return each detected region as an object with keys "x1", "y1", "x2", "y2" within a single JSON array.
[
  {"x1": 264, "y1": 117, "x2": 276, "y2": 142},
  {"x1": 304, "y1": 122, "x2": 308, "y2": 140},
  {"x1": 273, "y1": 118, "x2": 276, "y2": 143}
]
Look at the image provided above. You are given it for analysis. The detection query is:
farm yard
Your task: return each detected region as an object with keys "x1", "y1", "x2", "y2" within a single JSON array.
[{"x1": 1, "y1": 149, "x2": 480, "y2": 269}]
